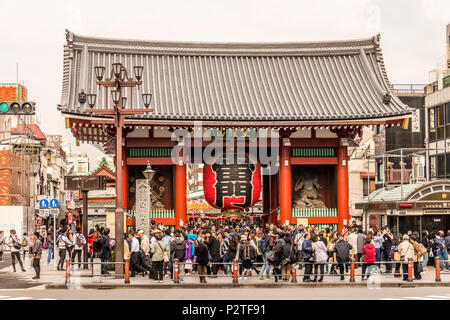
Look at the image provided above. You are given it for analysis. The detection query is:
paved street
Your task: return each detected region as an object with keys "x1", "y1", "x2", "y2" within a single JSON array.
[
  {"x1": 0, "y1": 254, "x2": 48, "y2": 289},
  {"x1": 0, "y1": 287, "x2": 450, "y2": 300}
]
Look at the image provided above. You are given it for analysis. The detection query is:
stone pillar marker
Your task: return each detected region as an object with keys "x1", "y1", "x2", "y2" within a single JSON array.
[{"x1": 136, "y1": 179, "x2": 151, "y2": 236}]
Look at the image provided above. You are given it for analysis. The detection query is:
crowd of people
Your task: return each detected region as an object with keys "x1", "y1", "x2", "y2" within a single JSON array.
[
  {"x1": 118, "y1": 219, "x2": 450, "y2": 283},
  {"x1": 1, "y1": 218, "x2": 450, "y2": 283}
]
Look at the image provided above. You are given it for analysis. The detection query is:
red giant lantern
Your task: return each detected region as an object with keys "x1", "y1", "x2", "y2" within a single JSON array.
[{"x1": 203, "y1": 153, "x2": 261, "y2": 210}]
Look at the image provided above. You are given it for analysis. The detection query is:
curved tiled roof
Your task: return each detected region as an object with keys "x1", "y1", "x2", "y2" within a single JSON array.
[{"x1": 59, "y1": 30, "x2": 412, "y2": 122}]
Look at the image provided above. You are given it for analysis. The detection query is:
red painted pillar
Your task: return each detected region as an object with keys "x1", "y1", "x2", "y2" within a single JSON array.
[
  {"x1": 279, "y1": 140, "x2": 292, "y2": 226},
  {"x1": 270, "y1": 173, "x2": 278, "y2": 225},
  {"x1": 262, "y1": 174, "x2": 270, "y2": 226},
  {"x1": 175, "y1": 161, "x2": 187, "y2": 229},
  {"x1": 337, "y1": 143, "x2": 349, "y2": 233},
  {"x1": 122, "y1": 146, "x2": 128, "y2": 211}
]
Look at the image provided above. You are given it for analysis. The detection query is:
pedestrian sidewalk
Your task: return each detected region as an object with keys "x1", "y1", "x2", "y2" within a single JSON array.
[{"x1": 4, "y1": 252, "x2": 450, "y2": 289}]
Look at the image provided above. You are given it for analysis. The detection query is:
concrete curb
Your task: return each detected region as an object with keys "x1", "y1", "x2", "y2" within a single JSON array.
[{"x1": 45, "y1": 282, "x2": 450, "y2": 290}]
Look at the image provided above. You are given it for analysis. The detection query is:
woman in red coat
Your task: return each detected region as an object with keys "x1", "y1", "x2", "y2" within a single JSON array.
[{"x1": 362, "y1": 236, "x2": 376, "y2": 280}]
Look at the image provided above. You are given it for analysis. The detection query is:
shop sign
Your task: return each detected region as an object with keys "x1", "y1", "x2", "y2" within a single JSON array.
[{"x1": 424, "y1": 209, "x2": 450, "y2": 215}]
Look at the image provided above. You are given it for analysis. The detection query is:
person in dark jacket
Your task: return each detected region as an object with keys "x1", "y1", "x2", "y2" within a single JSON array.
[
  {"x1": 195, "y1": 236, "x2": 209, "y2": 284},
  {"x1": 302, "y1": 233, "x2": 314, "y2": 282},
  {"x1": 205, "y1": 231, "x2": 221, "y2": 277},
  {"x1": 171, "y1": 230, "x2": 187, "y2": 282},
  {"x1": 280, "y1": 234, "x2": 296, "y2": 281},
  {"x1": 100, "y1": 228, "x2": 111, "y2": 274},
  {"x1": 270, "y1": 237, "x2": 283, "y2": 282},
  {"x1": 333, "y1": 234, "x2": 353, "y2": 280},
  {"x1": 421, "y1": 231, "x2": 430, "y2": 271},
  {"x1": 92, "y1": 231, "x2": 103, "y2": 259},
  {"x1": 227, "y1": 234, "x2": 240, "y2": 262}
]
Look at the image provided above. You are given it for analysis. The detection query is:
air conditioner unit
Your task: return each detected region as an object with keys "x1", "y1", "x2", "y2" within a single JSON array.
[{"x1": 398, "y1": 210, "x2": 407, "y2": 216}]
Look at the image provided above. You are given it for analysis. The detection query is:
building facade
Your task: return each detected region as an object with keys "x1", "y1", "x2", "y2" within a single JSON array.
[{"x1": 58, "y1": 31, "x2": 412, "y2": 233}]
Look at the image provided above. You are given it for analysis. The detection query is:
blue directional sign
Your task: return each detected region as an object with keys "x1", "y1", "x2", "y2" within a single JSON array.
[
  {"x1": 50, "y1": 199, "x2": 60, "y2": 209},
  {"x1": 39, "y1": 199, "x2": 49, "y2": 209}
]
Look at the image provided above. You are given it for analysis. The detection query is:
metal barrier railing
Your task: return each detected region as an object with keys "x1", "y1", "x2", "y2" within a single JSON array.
[
  {"x1": 64, "y1": 260, "x2": 130, "y2": 284},
  {"x1": 62, "y1": 257, "x2": 450, "y2": 285}
]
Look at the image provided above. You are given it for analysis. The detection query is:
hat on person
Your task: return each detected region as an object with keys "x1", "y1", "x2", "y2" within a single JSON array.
[
  {"x1": 403, "y1": 234, "x2": 409, "y2": 240},
  {"x1": 240, "y1": 235, "x2": 247, "y2": 241},
  {"x1": 152, "y1": 229, "x2": 162, "y2": 235},
  {"x1": 137, "y1": 230, "x2": 144, "y2": 235}
]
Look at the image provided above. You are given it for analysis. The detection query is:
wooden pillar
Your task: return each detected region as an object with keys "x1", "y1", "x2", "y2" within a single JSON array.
[
  {"x1": 262, "y1": 174, "x2": 270, "y2": 226},
  {"x1": 174, "y1": 161, "x2": 187, "y2": 229},
  {"x1": 270, "y1": 173, "x2": 278, "y2": 225},
  {"x1": 337, "y1": 142, "x2": 349, "y2": 233},
  {"x1": 279, "y1": 139, "x2": 292, "y2": 226},
  {"x1": 122, "y1": 146, "x2": 128, "y2": 211}
]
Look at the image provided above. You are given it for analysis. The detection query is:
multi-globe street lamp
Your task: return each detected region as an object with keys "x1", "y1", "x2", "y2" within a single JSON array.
[{"x1": 85, "y1": 62, "x2": 152, "y2": 276}]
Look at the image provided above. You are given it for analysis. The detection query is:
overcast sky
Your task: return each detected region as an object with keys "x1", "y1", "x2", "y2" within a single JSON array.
[{"x1": 0, "y1": 0, "x2": 449, "y2": 167}]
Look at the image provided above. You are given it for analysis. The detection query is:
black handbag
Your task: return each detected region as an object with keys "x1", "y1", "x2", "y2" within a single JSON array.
[{"x1": 281, "y1": 245, "x2": 293, "y2": 265}]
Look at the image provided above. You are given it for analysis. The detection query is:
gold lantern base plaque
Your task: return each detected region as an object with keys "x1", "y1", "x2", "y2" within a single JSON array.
[{"x1": 222, "y1": 209, "x2": 244, "y2": 218}]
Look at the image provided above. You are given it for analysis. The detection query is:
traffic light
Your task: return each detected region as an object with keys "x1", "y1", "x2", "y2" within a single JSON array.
[{"x1": 0, "y1": 101, "x2": 35, "y2": 115}]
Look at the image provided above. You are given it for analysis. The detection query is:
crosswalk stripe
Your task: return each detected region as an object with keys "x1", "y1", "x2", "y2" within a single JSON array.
[
  {"x1": 0, "y1": 296, "x2": 11, "y2": 299},
  {"x1": 39, "y1": 298, "x2": 56, "y2": 300},
  {"x1": 404, "y1": 297, "x2": 437, "y2": 300},
  {"x1": 379, "y1": 298, "x2": 405, "y2": 300},
  {"x1": 2, "y1": 297, "x2": 33, "y2": 300},
  {"x1": 425, "y1": 296, "x2": 450, "y2": 300}
]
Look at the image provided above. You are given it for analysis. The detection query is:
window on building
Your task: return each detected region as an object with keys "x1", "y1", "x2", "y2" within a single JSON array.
[
  {"x1": 438, "y1": 104, "x2": 445, "y2": 127},
  {"x1": 429, "y1": 108, "x2": 435, "y2": 130},
  {"x1": 446, "y1": 103, "x2": 450, "y2": 124},
  {"x1": 431, "y1": 156, "x2": 436, "y2": 178},
  {"x1": 437, "y1": 154, "x2": 446, "y2": 177},
  {"x1": 363, "y1": 178, "x2": 376, "y2": 196}
]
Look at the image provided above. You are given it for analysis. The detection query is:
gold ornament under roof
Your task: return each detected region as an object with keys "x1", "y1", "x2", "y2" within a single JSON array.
[
  {"x1": 222, "y1": 209, "x2": 244, "y2": 218},
  {"x1": 442, "y1": 193, "x2": 447, "y2": 199},
  {"x1": 130, "y1": 187, "x2": 135, "y2": 193},
  {"x1": 159, "y1": 176, "x2": 165, "y2": 182},
  {"x1": 159, "y1": 186, "x2": 165, "y2": 192}
]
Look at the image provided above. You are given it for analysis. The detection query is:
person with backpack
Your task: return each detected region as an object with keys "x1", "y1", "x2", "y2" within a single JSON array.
[
  {"x1": 333, "y1": 233, "x2": 353, "y2": 280},
  {"x1": 72, "y1": 227, "x2": 86, "y2": 270},
  {"x1": 56, "y1": 227, "x2": 73, "y2": 270},
  {"x1": 171, "y1": 230, "x2": 187, "y2": 282},
  {"x1": 238, "y1": 235, "x2": 256, "y2": 280},
  {"x1": 0, "y1": 231, "x2": 5, "y2": 262},
  {"x1": 6, "y1": 229, "x2": 26, "y2": 272},
  {"x1": 21, "y1": 232, "x2": 30, "y2": 263},
  {"x1": 30, "y1": 232, "x2": 42, "y2": 279},
  {"x1": 257, "y1": 230, "x2": 271, "y2": 280}
]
